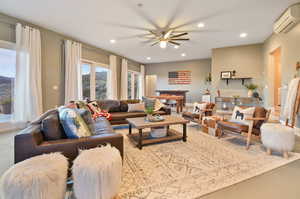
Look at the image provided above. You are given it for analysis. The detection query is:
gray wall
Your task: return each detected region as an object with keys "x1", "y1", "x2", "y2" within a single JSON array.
[
  {"x1": 211, "y1": 44, "x2": 264, "y2": 98},
  {"x1": 0, "y1": 13, "x2": 141, "y2": 111},
  {"x1": 146, "y1": 59, "x2": 212, "y2": 103}
]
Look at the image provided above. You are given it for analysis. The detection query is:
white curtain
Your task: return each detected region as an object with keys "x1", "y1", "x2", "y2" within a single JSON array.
[
  {"x1": 120, "y1": 59, "x2": 128, "y2": 100},
  {"x1": 14, "y1": 23, "x2": 43, "y2": 123},
  {"x1": 64, "y1": 40, "x2": 82, "y2": 103},
  {"x1": 107, "y1": 55, "x2": 118, "y2": 100},
  {"x1": 139, "y1": 65, "x2": 145, "y2": 99}
]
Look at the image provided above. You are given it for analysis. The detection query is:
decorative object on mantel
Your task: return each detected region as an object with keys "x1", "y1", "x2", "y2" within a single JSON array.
[
  {"x1": 168, "y1": 71, "x2": 191, "y2": 85},
  {"x1": 244, "y1": 83, "x2": 258, "y2": 97},
  {"x1": 220, "y1": 71, "x2": 232, "y2": 79}
]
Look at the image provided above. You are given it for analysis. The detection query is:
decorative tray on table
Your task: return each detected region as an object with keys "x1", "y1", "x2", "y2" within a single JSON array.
[{"x1": 146, "y1": 114, "x2": 165, "y2": 122}]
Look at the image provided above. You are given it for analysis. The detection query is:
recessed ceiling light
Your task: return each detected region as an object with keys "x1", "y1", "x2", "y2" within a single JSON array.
[
  {"x1": 146, "y1": 57, "x2": 151, "y2": 60},
  {"x1": 181, "y1": 53, "x2": 186, "y2": 57},
  {"x1": 110, "y1": 39, "x2": 116, "y2": 43},
  {"x1": 240, "y1": 33, "x2": 248, "y2": 38},
  {"x1": 174, "y1": 45, "x2": 179, "y2": 49},
  {"x1": 197, "y1": 23, "x2": 205, "y2": 28}
]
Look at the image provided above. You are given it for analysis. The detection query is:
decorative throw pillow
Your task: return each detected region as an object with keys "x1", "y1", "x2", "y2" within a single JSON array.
[
  {"x1": 77, "y1": 109, "x2": 95, "y2": 132},
  {"x1": 75, "y1": 100, "x2": 90, "y2": 111},
  {"x1": 192, "y1": 102, "x2": 207, "y2": 114},
  {"x1": 128, "y1": 103, "x2": 145, "y2": 112},
  {"x1": 58, "y1": 107, "x2": 92, "y2": 139},
  {"x1": 153, "y1": 99, "x2": 165, "y2": 112},
  {"x1": 87, "y1": 101, "x2": 103, "y2": 119},
  {"x1": 230, "y1": 106, "x2": 255, "y2": 125}
]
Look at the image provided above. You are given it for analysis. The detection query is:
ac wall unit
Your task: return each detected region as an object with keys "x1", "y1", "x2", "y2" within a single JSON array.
[{"x1": 273, "y1": 3, "x2": 300, "y2": 34}]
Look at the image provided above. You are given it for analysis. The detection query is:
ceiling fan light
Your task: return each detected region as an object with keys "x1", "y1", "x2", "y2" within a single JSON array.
[
  {"x1": 160, "y1": 41, "x2": 167, "y2": 48},
  {"x1": 174, "y1": 45, "x2": 179, "y2": 49}
]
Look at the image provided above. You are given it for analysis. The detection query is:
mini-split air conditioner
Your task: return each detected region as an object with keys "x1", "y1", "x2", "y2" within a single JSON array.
[{"x1": 273, "y1": 3, "x2": 300, "y2": 34}]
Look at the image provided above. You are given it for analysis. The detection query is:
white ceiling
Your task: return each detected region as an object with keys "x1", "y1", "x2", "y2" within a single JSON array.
[{"x1": 0, "y1": 0, "x2": 299, "y2": 63}]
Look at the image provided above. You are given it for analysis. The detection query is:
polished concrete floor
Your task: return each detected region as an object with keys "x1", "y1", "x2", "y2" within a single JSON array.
[{"x1": 1, "y1": 124, "x2": 300, "y2": 199}]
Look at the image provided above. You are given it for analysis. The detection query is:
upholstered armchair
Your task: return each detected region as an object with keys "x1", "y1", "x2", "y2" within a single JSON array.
[
  {"x1": 182, "y1": 103, "x2": 215, "y2": 124},
  {"x1": 217, "y1": 106, "x2": 270, "y2": 149}
]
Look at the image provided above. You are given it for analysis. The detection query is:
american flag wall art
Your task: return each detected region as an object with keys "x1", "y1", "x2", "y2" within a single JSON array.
[{"x1": 168, "y1": 71, "x2": 192, "y2": 85}]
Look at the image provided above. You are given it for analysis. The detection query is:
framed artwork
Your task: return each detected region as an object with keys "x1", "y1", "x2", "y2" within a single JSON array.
[
  {"x1": 220, "y1": 71, "x2": 232, "y2": 79},
  {"x1": 168, "y1": 70, "x2": 191, "y2": 85}
]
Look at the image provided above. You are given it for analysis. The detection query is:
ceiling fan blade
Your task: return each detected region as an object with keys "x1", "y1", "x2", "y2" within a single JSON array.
[
  {"x1": 169, "y1": 41, "x2": 181, "y2": 46},
  {"x1": 171, "y1": 38, "x2": 190, "y2": 41},
  {"x1": 164, "y1": 29, "x2": 173, "y2": 39},
  {"x1": 170, "y1": 32, "x2": 188, "y2": 38},
  {"x1": 151, "y1": 41, "x2": 160, "y2": 46}
]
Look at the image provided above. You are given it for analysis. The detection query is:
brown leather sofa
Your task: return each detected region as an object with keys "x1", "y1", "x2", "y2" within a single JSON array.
[
  {"x1": 14, "y1": 110, "x2": 123, "y2": 165},
  {"x1": 97, "y1": 99, "x2": 171, "y2": 125}
]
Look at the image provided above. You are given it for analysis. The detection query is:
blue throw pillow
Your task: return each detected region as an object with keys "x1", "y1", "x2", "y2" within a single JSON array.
[{"x1": 58, "y1": 107, "x2": 92, "y2": 139}]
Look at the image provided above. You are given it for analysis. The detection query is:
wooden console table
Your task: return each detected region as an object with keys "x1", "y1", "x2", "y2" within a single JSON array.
[{"x1": 156, "y1": 90, "x2": 189, "y2": 105}]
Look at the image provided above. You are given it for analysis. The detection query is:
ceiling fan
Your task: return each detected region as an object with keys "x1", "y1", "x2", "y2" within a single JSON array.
[{"x1": 147, "y1": 29, "x2": 189, "y2": 48}]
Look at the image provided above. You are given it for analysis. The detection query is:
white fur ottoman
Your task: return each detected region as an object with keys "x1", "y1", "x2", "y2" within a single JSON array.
[
  {"x1": 0, "y1": 153, "x2": 68, "y2": 199},
  {"x1": 72, "y1": 145, "x2": 122, "y2": 199},
  {"x1": 261, "y1": 123, "x2": 295, "y2": 158}
]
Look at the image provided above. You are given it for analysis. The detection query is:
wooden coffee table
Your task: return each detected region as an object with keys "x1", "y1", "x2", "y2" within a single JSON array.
[{"x1": 126, "y1": 115, "x2": 189, "y2": 149}]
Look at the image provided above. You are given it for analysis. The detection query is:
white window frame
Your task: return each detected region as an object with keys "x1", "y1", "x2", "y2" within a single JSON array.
[
  {"x1": 128, "y1": 70, "x2": 141, "y2": 99},
  {"x1": 0, "y1": 40, "x2": 17, "y2": 132},
  {"x1": 81, "y1": 59, "x2": 109, "y2": 100}
]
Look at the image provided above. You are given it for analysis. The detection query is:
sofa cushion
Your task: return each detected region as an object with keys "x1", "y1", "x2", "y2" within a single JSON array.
[
  {"x1": 31, "y1": 109, "x2": 58, "y2": 125},
  {"x1": 97, "y1": 100, "x2": 121, "y2": 112},
  {"x1": 110, "y1": 112, "x2": 147, "y2": 121},
  {"x1": 93, "y1": 117, "x2": 114, "y2": 135},
  {"x1": 41, "y1": 112, "x2": 66, "y2": 141},
  {"x1": 58, "y1": 107, "x2": 92, "y2": 139},
  {"x1": 119, "y1": 101, "x2": 129, "y2": 112}
]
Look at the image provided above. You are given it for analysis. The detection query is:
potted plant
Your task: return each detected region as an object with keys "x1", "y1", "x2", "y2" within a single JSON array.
[
  {"x1": 145, "y1": 106, "x2": 154, "y2": 121},
  {"x1": 0, "y1": 98, "x2": 12, "y2": 114},
  {"x1": 205, "y1": 73, "x2": 212, "y2": 84},
  {"x1": 244, "y1": 83, "x2": 258, "y2": 97}
]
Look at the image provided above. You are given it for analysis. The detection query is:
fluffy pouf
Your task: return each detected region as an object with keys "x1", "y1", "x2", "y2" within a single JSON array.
[
  {"x1": 73, "y1": 145, "x2": 122, "y2": 199},
  {"x1": 261, "y1": 123, "x2": 295, "y2": 158},
  {"x1": 0, "y1": 153, "x2": 68, "y2": 199}
]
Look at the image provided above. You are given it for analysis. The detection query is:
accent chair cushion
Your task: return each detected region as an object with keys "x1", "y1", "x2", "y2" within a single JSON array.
[{"x1": 58, "y1": 107, "x2": 92, "y2": 139}]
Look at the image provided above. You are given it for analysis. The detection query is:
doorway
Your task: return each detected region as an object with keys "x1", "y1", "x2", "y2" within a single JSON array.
[{"x1": 271, "y1": 47, "x2": 281, "y2": 113}]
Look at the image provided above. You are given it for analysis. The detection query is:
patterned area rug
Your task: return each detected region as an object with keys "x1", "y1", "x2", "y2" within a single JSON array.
[{"x1": 67, "y1": 125, "x2": 300, "y2": 199}]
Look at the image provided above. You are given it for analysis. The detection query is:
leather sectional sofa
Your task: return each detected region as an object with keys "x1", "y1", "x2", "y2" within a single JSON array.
[
  {"x1": 14, "y1": 109, "x2": 123, "y2": 165},
  {"x1": 96, "y1": 99, "x2": 171, "y2": 125}
]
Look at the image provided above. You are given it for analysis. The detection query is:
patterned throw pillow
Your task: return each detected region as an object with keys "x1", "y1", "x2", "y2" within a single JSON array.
[
  {"x1": 153, "y1": 99, "x2": 165, "y2": 112},
  {"x1": 58, "y1": 107, "x2": 92, "y2": 139},
  {"x1": 230, "y1": 106, "x2": 255, "y2": 125}
]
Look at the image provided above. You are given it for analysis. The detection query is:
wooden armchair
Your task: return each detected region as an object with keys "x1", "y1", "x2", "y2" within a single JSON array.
[
  {"x1": 217, "y1": 106, "x2": 271, "y2": 149},
  {"x1": 182, "y1": 103, "x2": 215, "y2": 124}
]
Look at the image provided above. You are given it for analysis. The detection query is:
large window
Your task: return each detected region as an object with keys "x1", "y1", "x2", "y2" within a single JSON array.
[
  {"x1": 81, "y1": 60, "x2": 109, "y2": 100},
  {"x1": 128, "y1": 70, "x2": 140, "y2": 99},
  {"x1": 0, "y1": 45, "x2": 16, "y2": 123}
]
